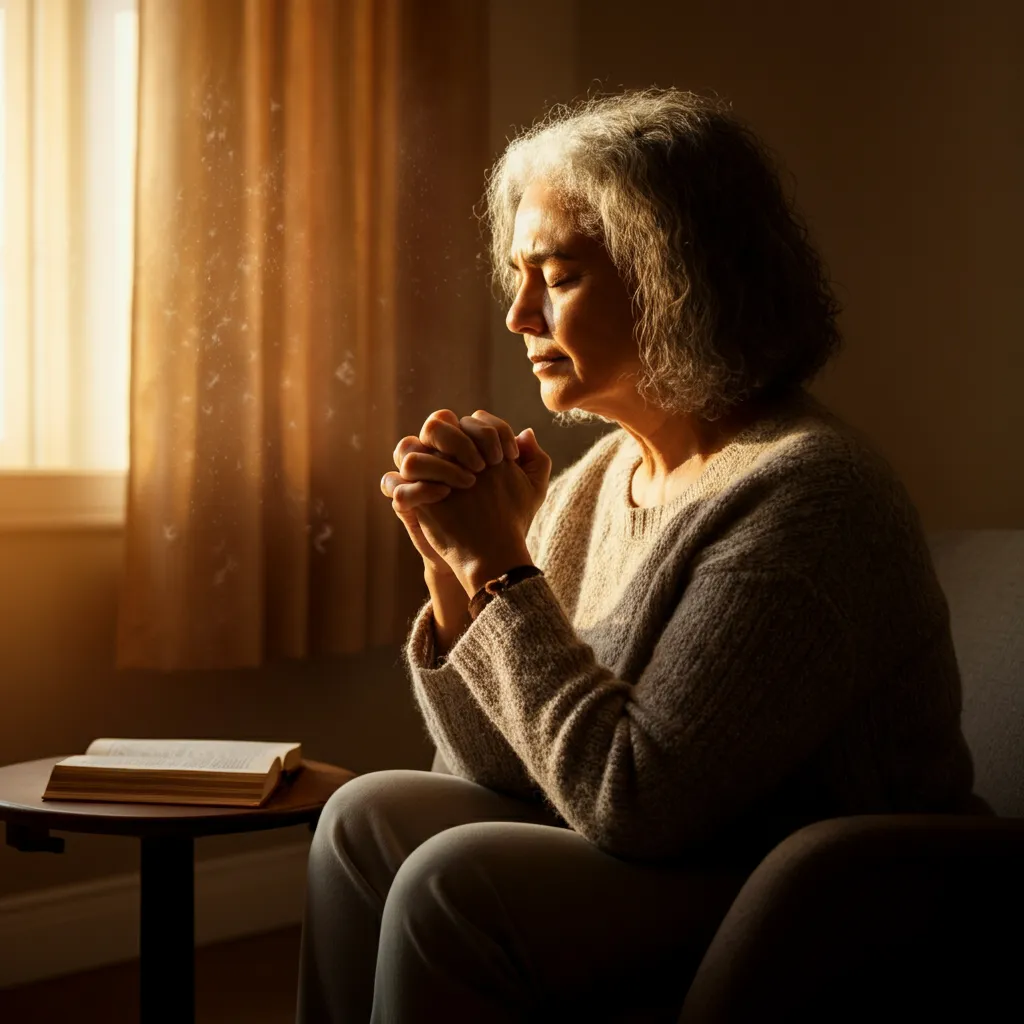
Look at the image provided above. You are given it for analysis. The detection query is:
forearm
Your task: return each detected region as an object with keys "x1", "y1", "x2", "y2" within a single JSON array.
[
  {"x1": 425, "y1": 567, "x2": 472, "y2": 660},
  {"x1": 441, "y1": 565, "x2": 857, "y2": 862},
  {"x1": 406, "y1": 579, "x2": 543, "y2": 802}
]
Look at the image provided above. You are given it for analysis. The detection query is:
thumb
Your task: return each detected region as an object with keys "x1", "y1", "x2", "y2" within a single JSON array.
[{"x1": 515, "y1": 427, "x2": 552, "y2": 491}]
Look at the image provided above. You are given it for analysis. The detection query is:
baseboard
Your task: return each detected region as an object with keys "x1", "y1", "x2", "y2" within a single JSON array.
[{"x1": 0, "y1": 840, "x2": 310, "y2": 989}]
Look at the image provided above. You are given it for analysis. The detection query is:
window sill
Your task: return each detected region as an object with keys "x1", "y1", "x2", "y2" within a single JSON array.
[{"x1": 0, "y1": 472, "x2": 127, "y2": 531}]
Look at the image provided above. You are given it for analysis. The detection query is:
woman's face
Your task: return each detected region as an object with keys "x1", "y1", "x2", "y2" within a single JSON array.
[{"x1": 506, "y1": 180, "x2": 640, "y2": 419}]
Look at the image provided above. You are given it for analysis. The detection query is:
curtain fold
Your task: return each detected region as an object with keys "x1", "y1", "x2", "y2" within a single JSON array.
[{"x1": 117, "y1": 0, "x2": 490, "y2": 669}]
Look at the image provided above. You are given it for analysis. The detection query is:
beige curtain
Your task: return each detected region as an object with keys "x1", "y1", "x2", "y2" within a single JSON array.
[{"x1": 117, "y1": 0, "x2": 490, "y2": 669}]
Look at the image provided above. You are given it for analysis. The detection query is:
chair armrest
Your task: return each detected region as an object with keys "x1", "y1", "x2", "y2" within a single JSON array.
[{"x1": 678, "y1": 814, "x2": 1024, "y2": 1023}]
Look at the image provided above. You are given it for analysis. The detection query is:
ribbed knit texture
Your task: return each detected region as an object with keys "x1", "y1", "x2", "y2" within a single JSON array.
[{"x1": 403, "y1": 389, "x2": 976, "y2": 863}]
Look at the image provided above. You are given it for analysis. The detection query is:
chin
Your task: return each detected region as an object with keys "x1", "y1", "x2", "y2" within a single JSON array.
[{"x1": 540, "y1": 371, "x2": 623, "y2": 426}]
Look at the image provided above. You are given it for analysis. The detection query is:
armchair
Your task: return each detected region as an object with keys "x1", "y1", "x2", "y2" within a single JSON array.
[
  {"x1": 428, "y1": 529, "x2": 1024, "y2": 1021},
  {"x1": 676, "y1": 529, "x2": 1024, "y2": 1021}
]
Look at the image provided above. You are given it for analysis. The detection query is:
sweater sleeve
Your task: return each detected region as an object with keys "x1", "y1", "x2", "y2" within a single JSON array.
[
  {"x1": 401, "y1": 474, "x2": 568, "y2": 803},
  {"x1": 443, "y1": 564, "x2": 861, "y2": 862},
  {"x1": 404, "y1": 596, "x2": 544, "y2": 801}
]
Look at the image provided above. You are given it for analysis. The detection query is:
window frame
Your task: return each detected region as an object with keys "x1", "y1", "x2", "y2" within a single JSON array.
[{"x1": 0, "y1": 470, "x2": 126, "y2": 529}]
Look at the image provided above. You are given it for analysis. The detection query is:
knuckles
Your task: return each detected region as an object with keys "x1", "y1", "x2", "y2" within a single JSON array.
[
  {"x1": 425, "y1": 409, "x2": 456, "y2": 428},
  {"x1": 394, "y1": 435, "x2": 419, "y2": 460}
]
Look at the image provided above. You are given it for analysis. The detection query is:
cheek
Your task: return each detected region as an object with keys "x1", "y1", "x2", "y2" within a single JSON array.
[
  {"x1": 542, "y1": 291, "x2": 558, "y2": 331},
  {"x1": 549, "y1": 284, "x2": 633, "y2": 377},
  {"x1": 549, "y1": 289, "x2": 589, "y2": 343},
  {"x1": 555, "y1": 292, "x2": 613, "y2": 360}
]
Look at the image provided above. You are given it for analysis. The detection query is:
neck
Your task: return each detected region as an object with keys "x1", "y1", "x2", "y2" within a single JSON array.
[{"x1": 620, "y1": 388, "x2": 796, "y2": 486}]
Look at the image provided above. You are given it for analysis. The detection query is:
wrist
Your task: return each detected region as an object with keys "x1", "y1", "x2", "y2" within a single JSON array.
[
  {"x1": 461, "y1": 549, "x2": 535, "y2": 600},
  {"x1": 424, "y1": 561, "x2": 458, "y2": 585},
  {"x1": 425, "y1": 566, "x2": 472, "y2": 661},
  {"x1": 424, "y1": 566, "x2": 465, "y2": 608}
]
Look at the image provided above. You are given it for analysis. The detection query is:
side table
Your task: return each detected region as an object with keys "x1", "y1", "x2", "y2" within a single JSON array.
[{"x1": 0, "y1": 756, "x2": 356, "y2": 1024}]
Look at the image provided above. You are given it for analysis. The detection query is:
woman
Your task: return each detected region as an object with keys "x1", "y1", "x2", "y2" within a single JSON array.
[{"x1": 297, "y1": 89, "x2": 975, "y2": 1023}]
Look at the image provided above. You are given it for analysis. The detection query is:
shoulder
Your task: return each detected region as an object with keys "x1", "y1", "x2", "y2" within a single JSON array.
[
  {"x1": 768, "y1": 399, "x2": 921, "y2": 530},
  {"x1": 698, "y1": 397, "x2": 947, "y2": 642},
  {"x1": 733, "y1": 392, "x2": 916, "y2": 517},
  {"x1": 698, "y1": 394, "x2": 932, "y2": 580}
]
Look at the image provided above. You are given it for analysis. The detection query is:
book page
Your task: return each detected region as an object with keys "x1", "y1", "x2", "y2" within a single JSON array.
[
  {"x1": 58, "y1": 754, "x2": 282, "y2": 774},
  {"x1": 83, "y1": 738, "x2": 300, "y2": 773}
]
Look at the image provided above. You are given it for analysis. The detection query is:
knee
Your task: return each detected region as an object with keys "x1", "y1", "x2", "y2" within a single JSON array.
[
  {"x1": 313, "y1": 767, "x2": 424, "y2": 832},
  {"x1": 382, "y1": 822, "x2": 510, "y2": 937},
  {"x1": 308, "y1": 769, "x2": 422, "y2": 875}
]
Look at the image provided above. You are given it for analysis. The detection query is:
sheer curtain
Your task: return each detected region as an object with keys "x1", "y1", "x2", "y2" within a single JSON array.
[
  {"x1": 0, "y1": 0, "x2": 137, "y2": 472},
  {"x1": 117, "y1": 0, "x2": 490, "y2": 669}
]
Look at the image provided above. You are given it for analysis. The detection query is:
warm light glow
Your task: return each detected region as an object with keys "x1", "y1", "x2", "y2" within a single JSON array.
[
  {"x1": 82, "y1": 0, "x2": 138, "y2": 471},
  {"x1": 0, "y1": 10, "x2": 6, "y2": 444},
  {"x1": 0, "y1": 0, "x2": 138, "y2": 471},
  {"x1": 0, "y1": 0, "x2": 28, "y2": 468},
  {"x1": 108, "y1": 7, "x2": 138, "y2": 469}
]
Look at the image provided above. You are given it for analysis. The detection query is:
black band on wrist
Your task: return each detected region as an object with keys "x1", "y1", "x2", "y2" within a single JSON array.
[{"x1": 467, "y1": 565, "x2": 544, "y2": 621}]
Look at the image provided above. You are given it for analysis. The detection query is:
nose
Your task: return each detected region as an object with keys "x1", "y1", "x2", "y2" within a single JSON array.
[{"x1": 505, "y1": 280, "x2": 546, "y2": 337}]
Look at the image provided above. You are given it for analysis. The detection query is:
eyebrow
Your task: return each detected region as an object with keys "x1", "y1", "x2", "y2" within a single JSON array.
[{"x1": 507, "y1": 247, "x2": 576, "y2": 270}]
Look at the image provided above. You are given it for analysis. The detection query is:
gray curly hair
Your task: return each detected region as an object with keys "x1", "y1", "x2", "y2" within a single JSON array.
[{"x1": 482, "y1": 88, "x2": 842, "y2": 425}]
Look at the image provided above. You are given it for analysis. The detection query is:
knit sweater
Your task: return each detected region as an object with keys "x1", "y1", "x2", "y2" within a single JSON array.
[{"x1": 403, "y1": 388, "x2": 976, "y2": 864}]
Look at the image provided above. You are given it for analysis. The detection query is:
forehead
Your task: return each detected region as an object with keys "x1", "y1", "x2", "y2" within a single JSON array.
[{"x1": 511, "y1": 180, "x2": 580, "y2": 252}]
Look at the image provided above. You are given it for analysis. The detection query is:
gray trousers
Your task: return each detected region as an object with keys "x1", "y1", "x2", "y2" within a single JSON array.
[{"x1": 295, "y1": 769, "x2": 746, "y2": 1023}]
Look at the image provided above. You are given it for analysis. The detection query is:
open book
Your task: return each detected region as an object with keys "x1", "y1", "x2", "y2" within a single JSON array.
[{"x1": 42, "y1": 738, "x2": 303, "y2": 808}]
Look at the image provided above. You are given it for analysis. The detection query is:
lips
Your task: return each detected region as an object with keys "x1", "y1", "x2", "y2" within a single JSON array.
[{"x1": 529, "y1": 353, "x2": 567, "y2": 363}]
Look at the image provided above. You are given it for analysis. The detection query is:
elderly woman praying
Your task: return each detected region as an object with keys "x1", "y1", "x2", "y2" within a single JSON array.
[{"x1": 296, "y1": 89, "x2": 975, "y2": 1024}]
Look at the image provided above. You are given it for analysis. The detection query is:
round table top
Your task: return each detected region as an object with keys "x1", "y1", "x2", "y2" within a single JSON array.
[{"x1": 0, "y1": 756, "x2": 357, "y2": 840}]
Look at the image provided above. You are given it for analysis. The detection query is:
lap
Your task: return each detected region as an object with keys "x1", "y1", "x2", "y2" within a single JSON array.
[
  {"x1": 316, "y1": 769, "x2": 746, "y2": 1015},
  {"x1": 395, "y1": 815, "x2": 744, "y2": 1016},
  {"x1": 316, "y1": 768, "x2": 564, "y2": 863}
]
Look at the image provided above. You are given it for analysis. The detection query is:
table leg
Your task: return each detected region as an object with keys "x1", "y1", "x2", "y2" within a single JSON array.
[{"x1": 140, "y1": 836, "x2": 195, "y2": 1024}]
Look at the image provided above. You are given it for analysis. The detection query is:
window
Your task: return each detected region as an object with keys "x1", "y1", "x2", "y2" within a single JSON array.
[{"x1": 0, "y1": 0, "x2": 136, "y2": 524}]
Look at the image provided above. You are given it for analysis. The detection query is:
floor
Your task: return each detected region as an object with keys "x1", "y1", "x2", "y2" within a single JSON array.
[{"x1": 0, "y1": 925, "x2": 302, "y2": 1024}]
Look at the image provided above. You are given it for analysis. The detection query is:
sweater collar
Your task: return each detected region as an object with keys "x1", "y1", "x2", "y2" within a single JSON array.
[{"x1": 614, "y1": 389, "x2": 819, "y2": 539}]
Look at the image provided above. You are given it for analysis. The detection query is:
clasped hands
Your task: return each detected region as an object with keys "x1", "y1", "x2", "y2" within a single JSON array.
[{"x1": 380, "y1": 410, "x2": 552, "y2": 599}]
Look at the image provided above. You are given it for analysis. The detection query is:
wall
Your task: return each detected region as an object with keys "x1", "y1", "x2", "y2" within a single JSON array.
[{"x1": 573, "y1": 0, "x2": 1023, "y2": 528}]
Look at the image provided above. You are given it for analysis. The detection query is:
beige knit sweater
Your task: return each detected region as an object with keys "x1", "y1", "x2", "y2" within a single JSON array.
[{"x1": 403, "y1": 389, "x2": 975, "y2": 863}]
